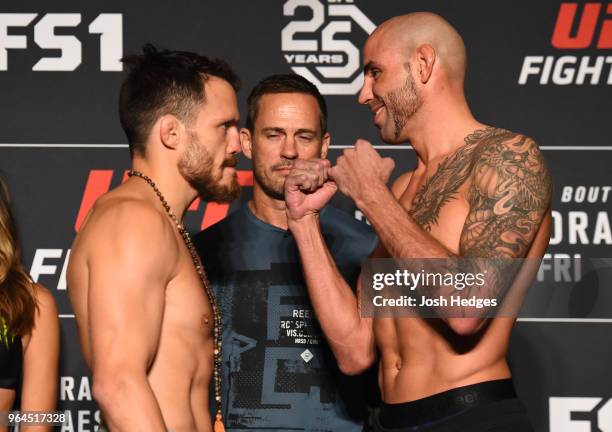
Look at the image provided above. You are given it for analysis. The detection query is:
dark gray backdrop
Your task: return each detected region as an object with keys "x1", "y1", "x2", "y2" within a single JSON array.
[{"x1": 1, "y1": 1, "x2": 610, "y2": 431}]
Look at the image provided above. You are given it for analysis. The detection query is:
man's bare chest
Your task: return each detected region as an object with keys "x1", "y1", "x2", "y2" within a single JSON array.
[
  {"x1": 165, "y1": 254, "x2": 215, "y2": 338},
  {"x1": 401, "y1": 167, "x2": 472, "y2": 255}
]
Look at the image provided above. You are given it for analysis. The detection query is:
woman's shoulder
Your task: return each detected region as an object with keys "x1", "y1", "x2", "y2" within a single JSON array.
[{"x1": 33, "y1": 284, "x2": 58, "y2": 321}]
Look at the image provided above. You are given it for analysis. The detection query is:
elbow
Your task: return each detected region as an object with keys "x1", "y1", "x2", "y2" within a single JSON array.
[
  {"x1": 337, "y1": 351, "x2": 375, "y2": 376},
  {"x1": 338, "y1": 360, "x2": 371, "y2": 376},
  {"x1": 92, "y1": 372, "x2": 117, "y2": 411},
  {"x1": 92, "y1": 369, "x2": 136, "y2": 412},
  {"x1": 446, "y1": 317, "x2": 485, "y2": 336}
]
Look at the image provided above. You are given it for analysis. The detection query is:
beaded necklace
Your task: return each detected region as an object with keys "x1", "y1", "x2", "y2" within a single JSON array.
[{"x1": 128, "y1": 170, "x2": 224, "y2": 432}]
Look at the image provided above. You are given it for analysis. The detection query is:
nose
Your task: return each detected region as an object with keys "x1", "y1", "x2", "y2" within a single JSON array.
[
  {"x1": 227, "y1": 126, "x2": 241, "y2": 155},
  {"x1": 358, "y1": 76, "x2": 373, "y2": 105},
  {"x1": 280, "y1": 136, "x2": 298, "y2": 160}
]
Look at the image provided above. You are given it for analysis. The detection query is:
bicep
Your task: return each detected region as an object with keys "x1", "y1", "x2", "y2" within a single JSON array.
[
  {"x1": 356, "y1": 270, "x2": 375, "y2": 333},
  {"x1": 460, "y1": 136, "x2": 552, "y2": 259},
  {"x1": 358, "y1": 241, "x2": 386, "y2": 318},
  {"x1": 355, "y1": 276, "x2": 376, "y2": 360},
  {"x1": 21, "y1": 285, "x2": 59, "y2": 414}
]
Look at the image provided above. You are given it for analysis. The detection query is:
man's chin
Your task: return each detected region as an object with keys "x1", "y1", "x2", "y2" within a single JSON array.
[
  {"x1": 258, "y1": 180, "x2": 285, "y2": 201},
  {"x1": 379, "y1": 130, "x2": 396, "y2": 144},
  {"x1": 204, "y1": 188, "x2": 240, "y2": 203},
  {"x1": 374, "y1": 120, "x2": 394, "y2": 143},
  {"x1": 197, "y1": 179, "x2": 241, "y2": 203},
  {"x1": 379, "y1": 126, "x2": 407, "y2": 144}
]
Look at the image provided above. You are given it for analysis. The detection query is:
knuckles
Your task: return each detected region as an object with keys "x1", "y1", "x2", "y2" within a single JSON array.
[
  {"x1": 343, "y1": 148, "x2": 355, "y2": 158},
  {"x1": 293, "y1": 158, "x2": 330, "y2": 173},
  {"x1": 383, "y1": 157, "x2": 396, "y2": 171},
  {"x1": 355, "y1": 138, "x2": 372, "y2": 151}
]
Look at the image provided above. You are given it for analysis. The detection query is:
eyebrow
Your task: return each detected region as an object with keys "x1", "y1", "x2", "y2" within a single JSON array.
[
  {"x1": 223, "y1": 118, "x2": 239, "y2": 127},
  {"x1": 261, "y1": 127, "x2": 286, "y2": 134},
  {"x1": 295, "y1": 128, "x2": 317, "y2": 135},
  {"x1": 363, "y1": 61, "x2": 378, "y2": 74},
  {"x1": 260, "y1": 127, "x2": 317, "y2": 135}
]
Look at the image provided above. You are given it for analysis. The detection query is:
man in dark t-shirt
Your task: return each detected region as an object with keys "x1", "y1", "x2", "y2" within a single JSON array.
[{"x1": 194, "y1": 74, "x2": 378, "y2": 431}]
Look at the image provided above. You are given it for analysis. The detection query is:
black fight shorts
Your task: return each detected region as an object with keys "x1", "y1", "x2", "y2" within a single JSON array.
[{"x1": 373, "y1": 379, "x2": 533, "y2": 432}]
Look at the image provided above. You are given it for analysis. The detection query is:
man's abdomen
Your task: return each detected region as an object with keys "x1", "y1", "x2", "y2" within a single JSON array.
[
  {"x1": 147, "y1": 320, "x2": 213, "y2": 431},
  {"x1": 375, "y1": 317, "x2": 513, "y2": 403}
]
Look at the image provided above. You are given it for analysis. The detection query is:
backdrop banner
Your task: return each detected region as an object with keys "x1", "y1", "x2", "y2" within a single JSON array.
[{"x1": 1, "y1": 1, "x2": 610, "y2": 431}]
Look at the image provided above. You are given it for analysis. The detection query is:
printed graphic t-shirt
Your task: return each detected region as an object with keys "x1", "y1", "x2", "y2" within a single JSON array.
[{"x1": 194, "y1": 204, "x2": 378, "y2": 431}]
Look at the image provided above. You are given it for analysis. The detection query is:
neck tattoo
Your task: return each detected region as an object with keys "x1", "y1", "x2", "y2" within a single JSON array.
[{"x1": 128, "y1": 170, "x2": 225, "y2": 432}]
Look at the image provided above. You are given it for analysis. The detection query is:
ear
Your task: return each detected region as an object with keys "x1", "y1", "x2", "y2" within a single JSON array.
[
  {"x1": 240, "y1": 128, "x2": 253, "y2": 160},
  {"x1": 320, "y1": 132, "x2": 331, "y2": 159},
  {"x1": 414, "y1": 44, "x2": 436, "y2": 84},
  {"x1": 159, "y1": 115, "x2": 181, "y2": 150}
]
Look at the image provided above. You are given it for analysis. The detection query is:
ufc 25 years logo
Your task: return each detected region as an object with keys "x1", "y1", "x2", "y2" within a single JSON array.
[
  {"x1": 550, "y1": 397, "x2": 612, "y2": 431},
  {"x1": 0, "y1": 13, "x2": 122, "y2": 71},
  {"x1": 281, "y1": 0, "x2": 375, "y2": 95}
]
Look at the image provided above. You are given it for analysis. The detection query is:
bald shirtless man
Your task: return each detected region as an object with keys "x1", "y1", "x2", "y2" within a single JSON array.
[
  {"x1": 285, "y1": 13, "x2": 552, "y2": 431},
  {"x1": 67, "y1": 45, "x2": 241, "y2": 431}
]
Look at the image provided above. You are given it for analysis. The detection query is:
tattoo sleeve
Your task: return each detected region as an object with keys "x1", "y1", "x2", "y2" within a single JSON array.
[
  {"x1": 455, "y1": 131, "x2": 552, "y2": 309},
  {"x1": 460, "y1": 132, "x2": 552, "y2": 259},
  {"x1": 368, "y1": 128, "x2": 552, "y2": 319}
]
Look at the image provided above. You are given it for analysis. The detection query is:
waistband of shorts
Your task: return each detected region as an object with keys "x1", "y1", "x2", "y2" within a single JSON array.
[{"x1": 378, "y1": 378, "x2": 517, "y2": 429}]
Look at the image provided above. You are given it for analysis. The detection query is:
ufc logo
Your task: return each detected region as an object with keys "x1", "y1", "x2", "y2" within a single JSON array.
[
  {"x1": 552, "y1": 3, "x2": 612, "y2": 49},
  {"x1": 74, "y1": 170, "x2": 253, "y2": 232},
  {"x1": 0, "y1": 13, "x2": 122, "y2": 71},
  {"x1": 550, "y1": 397, "x2": 612, "y2": 431}
]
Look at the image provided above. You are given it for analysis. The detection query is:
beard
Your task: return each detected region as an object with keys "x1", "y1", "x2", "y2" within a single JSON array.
[
  {"x1": 178, "y1": 134, "x2": 240, "y2": 203},
  {"x1": 383, "y1": 68, "x2": 422, "y2": 141},
  {"x1": 252, "y1": 157, "x2": 293, "y2": 201}
]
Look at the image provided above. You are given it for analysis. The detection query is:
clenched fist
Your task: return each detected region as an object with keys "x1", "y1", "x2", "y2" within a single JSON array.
[
  {"x1": 285, "y1": 159, "x2": 338, "y2": 222},
  {"x1": 329, "y1": 139, "x2": 395, "y2": 204}
]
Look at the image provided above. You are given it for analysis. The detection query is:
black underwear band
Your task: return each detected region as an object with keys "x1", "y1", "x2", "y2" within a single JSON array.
[{"x1": 379, "y1": 379, "x2": 517, "y2": 429}]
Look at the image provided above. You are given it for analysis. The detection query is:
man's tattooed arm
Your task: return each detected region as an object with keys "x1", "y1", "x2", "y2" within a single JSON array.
[
  {"x1": 450, "y1": 132, "x2": 552, "y2": 326},
  {"x1": 460, "y1": 133, "x2": 552, "y2": 259}
]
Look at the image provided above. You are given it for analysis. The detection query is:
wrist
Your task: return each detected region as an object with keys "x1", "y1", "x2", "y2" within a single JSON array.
[
  {"x1": 355, "y1": 180, "x2": 387, "y2": 209},
  {"x1": 288, "y1": 213, "x2": 320, "y2": 236}
]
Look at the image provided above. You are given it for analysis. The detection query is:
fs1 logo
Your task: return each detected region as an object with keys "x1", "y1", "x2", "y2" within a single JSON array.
[
  {"x1": 519, "y1": 3, "x2": 612, "y2": 85},
  {"x1": 550, "y1": 397, "x2": 612, "y2": 431},
  {"x1": 75, "y1": 170, "x2": 254, "y2": 232},
  {"x1": 281, "y1": 0, "x2": 375, "y2": 95},
  {"x1": 0, "y1": 13, "x2": 122, "y2": 71}
]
